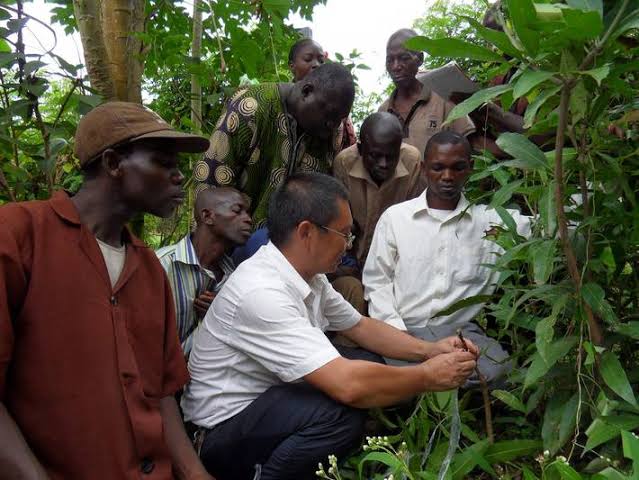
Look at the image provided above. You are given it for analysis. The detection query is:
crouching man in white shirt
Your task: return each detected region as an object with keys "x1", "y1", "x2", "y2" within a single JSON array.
[
  {"x1": 363, "y1": 131, "x2": 532, "y2": 387},
  {"x1": 181, "y1": 172, "x2": 479, "y2": 480}
]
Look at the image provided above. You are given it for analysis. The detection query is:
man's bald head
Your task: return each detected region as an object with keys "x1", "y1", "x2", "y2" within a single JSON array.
[
  {"x1": 360, "y1": 112, "x2": 403, "y2": 145},
  {"x1": 387, "y1": 28, "x2": 419, "y2": 49},
  {"x1": 358, "y1": 113, "x2": 404, "y2": 185},
  {"x1": 193, "y1": 186, "x2": 252, "y2": 246}
]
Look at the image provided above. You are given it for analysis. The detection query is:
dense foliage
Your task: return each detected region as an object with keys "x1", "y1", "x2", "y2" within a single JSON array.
[{"x1": 319, "y1": 1, "x2": 639, "y2": 479}]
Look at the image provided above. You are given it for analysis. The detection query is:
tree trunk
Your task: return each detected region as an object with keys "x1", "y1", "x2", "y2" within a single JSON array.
[
  {"x1": 190, "y1": 0, "x2": 203, "y2": 133},
  {"x1": 73, "y1": 0, "x2": 145, "y2": 103}
]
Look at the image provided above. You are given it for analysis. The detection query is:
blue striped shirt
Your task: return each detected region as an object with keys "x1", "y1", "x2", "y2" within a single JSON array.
[{"x1": 156, "y1": 234, "x2": 235, "y2": 356}]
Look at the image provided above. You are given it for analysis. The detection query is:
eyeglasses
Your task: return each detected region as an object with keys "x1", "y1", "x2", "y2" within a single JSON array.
[{"x1": 318, "y1": 225, "x2": 356, "y2": 249}]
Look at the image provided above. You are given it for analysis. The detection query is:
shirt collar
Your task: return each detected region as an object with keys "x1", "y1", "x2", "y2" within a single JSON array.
[
  {"x1": 264, "y1": 241, "x2": 313, "y2": 300},
  {"x1": 348, "y1": 153, "x2": 410, "y2": 185},
  {"x1": 173, "y1": 234, "x2": 201, "y2": 266},
  {"x1": 412, "y1": 189, "x2": 472, "y2": 221},
  {"x1": 388, "y1": 80, "x2": 432, "y2": 112},
  {"x1": 49, "y1": 190, "x2": 146, "y2": 247}
]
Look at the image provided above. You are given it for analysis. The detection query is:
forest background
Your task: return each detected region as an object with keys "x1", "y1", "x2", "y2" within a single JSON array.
[{"x1": 0, "y1": 0, "x2": 638, "y2": 479}]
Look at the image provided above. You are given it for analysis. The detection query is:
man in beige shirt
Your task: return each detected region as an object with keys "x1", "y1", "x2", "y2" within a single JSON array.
[
  {"x1": 332, "y1": 112, "x2": 423, "y2": 314},
  {"x1": 379, "y1": 28, "x2": 475, "y2": 158}
]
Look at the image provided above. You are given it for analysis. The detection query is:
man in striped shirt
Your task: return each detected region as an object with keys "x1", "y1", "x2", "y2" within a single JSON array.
[{"x1": 157, "y1": 187, "x2": 252, "y2": 356}]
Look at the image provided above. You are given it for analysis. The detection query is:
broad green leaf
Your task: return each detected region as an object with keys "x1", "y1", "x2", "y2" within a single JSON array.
[
  {"x1": 600, "y1": 351, "x2": 637, "y2": 407},
  {"x1": 549, "y1": 460, "x2": 583, "y2": 480},
  {"x1": 524, "y1": 336, "x2": 578, "y2": 389},
  {"x1": 484, "y1": 439, "x2": 542, "y2": 463},
  {"x1": 461, "y1": 16, "x2": 522, "y2": 58},
  {"x1": 536, "y1": 317, "x2": 556, "y2": 363},
  {"x1": 450, "y1": 439, "x2": 490, "y2": 480},
  {"x1": 530, "y1": 239, "x2": 556, "y2": 285},
  {"x1": 513, "y1": 70, "x2": 555, "y2": 100},
  {"x1": 585, "y1": 415, "x2": 639, "y2": 451},
  {"x1": 621, "y1": 430, "x2": 639, "y2": 470},
  {"x1": 612, "y1": 8, "x2": 639, "y2": 40},
  {"x1": 23, "y1": 60, "x2": 47, "y2": 77},
  {"x1": 562, "y1": 8, "x2": 604, "y2": 40},
  {"x1": 492, "y1": 390, "x2": 526, "y2": 413},
  {"x1": 443, "y1": 85, "x2": 512, "y2": 125},
  {"x1": 404, "y1": 36, "x2": 505, "y2": 63},
  {"x1": 524, "y1": 86, "x2": 561, "y2": 128},
  {"x1": 570, "y1": 79, "x2": 588, "y2": 123},
  {"x1": 580, "y1": 65, "x2": 610, "y2": 86},
  {"x1": 358, "y1": 451, "x2": 404, "y2": 477},
  {"x1": 261, "y1": 0, "x2": 290, "y2": 16},
  {"x1": 592, "y1": 468, "x2": 629, "y2": 480},
  {"x1": 566, "y1": 0, "x2": 603, "y2": 16},
  {"x1": 581, "y1": 282, "x2": 617, "y2": 323},
  {"x1": 495, "y1": 206, "x2": 517, "y2": 233},
  {"x1": 432, "y1": 294, "x2": 492, "y2": 318},
  {"x1": 496, "y1": 133, "x2": 549, "y2": 171},
  {"x1": 489, "y1": 179, "x2": 524, "y2": 209},
  {"x1": 505, "y1": 0, "x2": 539, "y2": 55},
  {"x1": 522, "y1": 466, "x2": 540, "y2": 480},
  {"x1": 616, "y1": 322, "x2": 639, "y2": 340},
  {"x1": 542, "y1": 393, "x2": 579, "y2": 455},
  {"x1": 0, "y1": 38, "x2": 9, "y2": 53}
]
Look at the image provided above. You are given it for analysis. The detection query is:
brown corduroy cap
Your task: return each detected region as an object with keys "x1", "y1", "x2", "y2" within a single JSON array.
[{"x1": 74, "y1": 101, "x2": 210, "y2": 167}]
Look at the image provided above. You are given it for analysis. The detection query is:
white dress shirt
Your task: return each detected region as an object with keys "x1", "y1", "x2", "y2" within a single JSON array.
[
  {"x1": 181, "y1": 241, "x2": 361, "y2": 429},
  {"x1": 363, "y1": 190, "x2": 531, "y2": 330}
]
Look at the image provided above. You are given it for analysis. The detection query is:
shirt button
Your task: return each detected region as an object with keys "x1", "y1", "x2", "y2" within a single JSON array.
[
  {"x1": 140, "y1": 458, "x2": 154, "y2": 474},
  {"x1": 110, "y1": 296, "x2": 118, "y2": 306}
]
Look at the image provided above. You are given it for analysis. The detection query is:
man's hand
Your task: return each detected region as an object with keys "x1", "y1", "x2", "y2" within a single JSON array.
[
  {"x1": 428, "y1": 335, "x2": 479, "y2": 359},
  {"x1": 421, "y1": 351, "x2": 477, "y2": 391},
  {"x1": 193, "y1": 291, "x2": 215, "y2": 319}
]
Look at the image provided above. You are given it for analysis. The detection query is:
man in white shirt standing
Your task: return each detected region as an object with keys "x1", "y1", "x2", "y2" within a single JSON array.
[
  {"x1": 182, "y1": 172, "x2": 479, "y2": 480},
  {"x1": 363, "y1": 131, "x2": 531, "y2": 386}
]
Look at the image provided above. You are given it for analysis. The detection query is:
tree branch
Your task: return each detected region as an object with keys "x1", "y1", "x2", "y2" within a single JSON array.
[
  {"x1": 554, "y1": 84, "x2": 603, "y2": 346},
  {"x1": 578, "y1": 0, "x2": 630, "y2": 72}
]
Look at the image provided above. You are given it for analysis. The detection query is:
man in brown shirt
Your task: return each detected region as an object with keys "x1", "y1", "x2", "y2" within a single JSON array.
[
  {"x1": 332, "y1": 112, "x2": 423, "y2": 314},
  {"x1": 0, "y1": 102, "x2": 214, "y2": 479},
  {"x1": 379, "y1": 28, "x2": 475, "y2": 158}
]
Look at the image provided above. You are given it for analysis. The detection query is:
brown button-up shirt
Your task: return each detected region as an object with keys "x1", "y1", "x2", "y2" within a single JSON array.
[
  {"x1": 379, "y1": 81, "x2": 475, "y2": 158},
  {"x1": 0, "y1": 192, "x2": 189, "y2": 480},
  {"x1": 333, "y1": 143, "x2": 425, "y2": 267}
]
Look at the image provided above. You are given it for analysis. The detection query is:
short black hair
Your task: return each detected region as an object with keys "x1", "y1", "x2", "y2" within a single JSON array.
[
  {"x1": 303, "y1": 63, "x2": 355, "y2": 107},
  {"x1": 360, "y1": 112, "x2": 402, "y2": 143},
  {"x1": 288, "y1": 37, "x2": 317, "y2": 63},
  {"x1": 268, "y1": 172, "x2": 349, "y2": 248},
  {"x1": 424, "y1": 130, "x2": 472, "y2": 161}
]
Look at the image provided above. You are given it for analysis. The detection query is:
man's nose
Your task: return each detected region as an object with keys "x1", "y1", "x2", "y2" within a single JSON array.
[
  {"x1": 310, "y1": 59, "x2": 320, "y2": 69},
  {"x1": 441, "y1": 169, "x2": 454, "y2": 181},
  {"x1": 378, "y1": 157, "x2": 389, "y2": 168},
  {"x1": 173, "y1": 169, "x2": 185, "y2": 184}
]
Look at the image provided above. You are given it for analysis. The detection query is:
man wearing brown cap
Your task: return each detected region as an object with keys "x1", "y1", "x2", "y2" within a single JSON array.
[{"x1": 0, "y1": 102, "x2": 214, "y2": 479}]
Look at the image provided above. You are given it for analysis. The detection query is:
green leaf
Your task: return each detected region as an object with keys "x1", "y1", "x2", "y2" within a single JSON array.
[
  {"x1": 585, "y1": 415, "x2": 639, "y2": 451},
  {"x1": 530, "y1": 239, "x2": 556, "y2": 285},
  {"x1": 261, "y1": 0, "x2": 290, "y2": 16},
  {"x1": 524, "y1": 86, "x2": 560, "y2": 129},
  {"x1": 451, "y1": 439, "x2": 491, "y2": 480},
  {"x1": 495, "y1": 206, "x2": 517, "y2": 233},
  {"x1": 549, "y1": 460, "x2": 583, "y2": 480},
  {"x1": 524, "y1": 336, "x2": 578, "y2": 389},
  {"x1": 542, "y1": 393, "x2": 579, "y2": 455},
  {"x1": 522, "y1": 466, "x2": 540, "y2": 480},
  {"x1": 432, "y1": 294, "x2": 493, "y2": 318},
  {"x1": 562, "y1": 8, "x2": 604, "y2": 40},
  {"x1": 23, "y1": 60, "x2": 47, "y2": 77},
  {"x1": 570, "y1": 79, "x2": 588, "y2": 123},
  {"x1": 461, "y1": 16, "x2": 522, "y2": 58},
  {"x1": 581, "y1": 282, "x2": 617, "y2": 323},
  {"x1": 622, "y1": 430, "x2": 639, "y2": 471},
  {"x1": 358, "y1": 451, "x2": 404, "y2": 477},
  {"x1": 404, "y1": 36, "x2": 505, "y2": 63},
  {"x1": 616, "y1": 322, "x2": 639, "y2": 340},
  {"x1": 600, "y1": 351, "x2": 637, "y2": 407},
  {"x1": 580, "y1": 65, "x2": 610, "y2": 86},
  {"x1": 496, "y1": 133, "x2": 549, "y2": 171},
  {"x1": 444, "y1": 85, "x2": 512, "y2": 125},
  {"x1": 513, "y1": 70, "x2": 555, "y2": 100},
  {"x1": 484, "y1": 439, "x2": 542, "y2": 463},
  {"x1": 505, "y1": 0, "x2": 539, "y2": 55},
  {"x1": 492, "y1": 390, "x2": 527, "y2": 413},
  {"x1": 489, "y1": 179, "x2": 524, "y2": 209},
  {"x1": 566, "y1": 0, "x2": 603, "y2": 16}
]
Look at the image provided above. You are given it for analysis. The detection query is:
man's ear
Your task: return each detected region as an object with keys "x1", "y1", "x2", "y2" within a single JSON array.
[
  {"x1": 301, "y1": 82, "x2": 314, "y2": 99},
  {"x1": 200, "y1": 207, "x2": 215, "y2": 226},
  {"x1": 296, "y1": 220, "x2": 315, "y2": 243},
  {"x1": 101, "y1": 149, "x2": 123, "y2": 179}
]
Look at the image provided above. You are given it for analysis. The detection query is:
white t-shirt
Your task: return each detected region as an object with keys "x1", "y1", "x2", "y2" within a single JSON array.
[
  {"x1": 96, "y1": 238, "x2": 126, "y2": 288},
  {"x1": 181, "y1": 241, "x2": 361, "y2": 428}
]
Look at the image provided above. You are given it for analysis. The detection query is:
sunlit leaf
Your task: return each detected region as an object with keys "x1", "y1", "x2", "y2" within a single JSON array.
[
  {"x1": 444, "y1": 85, "x2": 512, "y2": 125},
  {"x1": 492, "y1": 390, "x2": 527, "y2": 413},
  {"x1": 405, "y1": 36, "x2": 505, "y2": 63},
  {"x1": 496, "y1": 133, "x2": 549, "y2": 171},
  {"x1": 513, "y1": 70, "x2": 555, "y2": 100}
]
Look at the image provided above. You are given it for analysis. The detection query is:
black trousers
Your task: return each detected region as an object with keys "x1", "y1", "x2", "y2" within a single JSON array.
[{"x1": 200, "y1": 346, "x2": 383, "y2": 480}]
